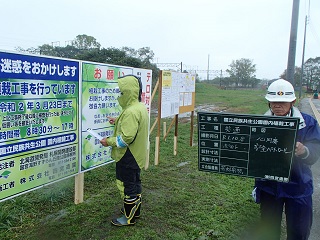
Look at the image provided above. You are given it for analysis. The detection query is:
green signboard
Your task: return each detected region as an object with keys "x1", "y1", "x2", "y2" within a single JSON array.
[
  {"x1": 81, "y1": 62, "x2": 132, "y2": 170},
  {"x1": 81, "y1": 63, "x2": 153, "y2": 171}
]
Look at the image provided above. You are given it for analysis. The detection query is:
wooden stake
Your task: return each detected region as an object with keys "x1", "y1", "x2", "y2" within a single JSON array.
[
  {"x1": 155, "y1": 136, "x2": 160, "y2": 165},
  {"x1": 74, "y1": 173, "x2": 84, "y2": 204}
]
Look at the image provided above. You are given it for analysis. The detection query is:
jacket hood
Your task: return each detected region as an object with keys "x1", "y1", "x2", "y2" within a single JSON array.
[{"x1": 117, "y1": 76, "x2": 140, "y2": 108}]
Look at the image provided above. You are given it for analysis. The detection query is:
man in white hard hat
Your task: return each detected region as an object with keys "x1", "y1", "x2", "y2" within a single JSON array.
[{"x1": 254, "y1": 79, "x2": 320, "y2": 239}]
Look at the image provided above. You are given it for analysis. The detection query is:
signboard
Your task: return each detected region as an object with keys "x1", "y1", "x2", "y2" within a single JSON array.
[
  {"x1": 0, "y1": 51, "x2": 80, "y2": 201},
  {"x1": 198, "y1": 112, "x2": 299, "y2": 182},
  {"x1": 81, "y1": 62, "x2": 132, "y2": 171},
  {"x1": 81, "y1": 62, "x2": 152, "y2": 171},
  {"x1": 133, "y1": 68, "x2": 152, "y2": 116},
  {"x1": 178, "y1": 72, "x2": 196, "y2": 114},
  {"x1": 0, "y1": 50, "x2": 152, "y2": 202},
  {"x1": 160, "y1": 70, "x2": 195, "y2": 118}
]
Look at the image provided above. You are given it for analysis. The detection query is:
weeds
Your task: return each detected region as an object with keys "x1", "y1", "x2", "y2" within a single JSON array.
[{"x1": 1, "y1": 83, "x2": 267, "y2": 239}]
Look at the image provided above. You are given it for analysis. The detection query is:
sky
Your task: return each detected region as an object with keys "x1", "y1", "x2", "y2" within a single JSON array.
[{"x1": 1, "y1": 0, "x2": 320, "y2": 80}]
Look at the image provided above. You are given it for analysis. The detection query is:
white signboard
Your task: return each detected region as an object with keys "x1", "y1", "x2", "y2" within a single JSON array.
[{"x1": 160, "y1": 70, "x2": 195, "y2": 118}]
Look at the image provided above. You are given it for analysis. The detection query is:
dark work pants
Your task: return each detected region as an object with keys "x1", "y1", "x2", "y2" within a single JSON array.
[
  {"x1": 116, "y1": 149, "x2": 141, "y2": 199},
  {"x1": 259, "y1": 190, "x2": 312, "y2": 240}
]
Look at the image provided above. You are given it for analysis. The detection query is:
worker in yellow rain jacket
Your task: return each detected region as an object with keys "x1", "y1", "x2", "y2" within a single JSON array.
[{"x1": 100, "y1": 75, "x2": 149, "y2": 226}]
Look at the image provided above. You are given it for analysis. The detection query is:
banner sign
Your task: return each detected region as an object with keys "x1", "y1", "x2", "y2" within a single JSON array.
[
  {"x1": 0, "y1": 51, "x2": 79, "y2": 81},
  {"x1": 0, "y1": 51, "x2": 80, "y2": 201},
  {"x1": 81, "y1": 63, "x2": 152, "y2": 171},
  {"x1": 0, "y1": 51, "x2": 152, "y2": 202},
  {"x1": 198, "y1": 112, "x2": 299, "y2": 182},
  {"x1": 81, "y1": 62, "x2": 131, "y2": 170}
]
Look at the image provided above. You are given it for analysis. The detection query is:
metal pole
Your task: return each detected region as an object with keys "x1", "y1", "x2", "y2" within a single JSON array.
[
  {"x1": 286, "y1": 0, "x2": 300, "y2": 86},
  {"x1": 299, "y1": 15, "x2": 307, "y2": 99},
  {"x1": 207, "y1": 54, "x2": 210, "y2": 81}
]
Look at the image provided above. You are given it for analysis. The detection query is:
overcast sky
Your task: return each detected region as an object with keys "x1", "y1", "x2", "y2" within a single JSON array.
[{"x1": 1, "y1": 0, "x2": 319, "y2": 80}]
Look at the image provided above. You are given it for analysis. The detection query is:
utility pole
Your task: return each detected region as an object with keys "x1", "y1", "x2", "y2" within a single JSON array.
[
  {"x1": 286, "y1": 0, "x2": 300, "y2": 86},
  {"x1": 299, "y1": 15, "x2": 308, "y2": 98},
  {"x1": 207, "y1": 54, "x2": 210, "y2": 81}
]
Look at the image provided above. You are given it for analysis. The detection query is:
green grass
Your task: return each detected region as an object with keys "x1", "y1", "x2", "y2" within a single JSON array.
[
  {"x1": 0, "y1": 83, "x2": 275, "y2": 240},
  {"x1": 195, "y1": 83, "x2": 269, "y2": 114}
]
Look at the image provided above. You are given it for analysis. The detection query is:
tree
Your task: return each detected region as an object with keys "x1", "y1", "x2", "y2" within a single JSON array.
[
  {"x1": 14, "y1": 46, "x2": 40, "y2": 54},
  {"x1": 137, "y1": 47, "x2": 154, "y2": 63},
  {"x1": 72, "y1": 34, "x2": 101, "y2": 50},
  {"x1": 303, "y1": 57, "x2": 320, "y2": 91},
  {"x1": 38, "y1": 44, "x2": 55, "y2": 55},
  {"x1": 37, "y1": 44, "x2": 81, "y2": 58},
  {"x1": 280, "y1": 66, "x2": 302, "y2": 88},
  {"x1": 226, "y1": 58, "x2": 256, "y2": 87},
  {"x1": 121, "y1": 47, "x2": 137, "y2": 58},
  {"x1": 222, "y1": 76, "x2": 233, "y2": 87},
  {"x1": 250, "y1": 78, "x2": 261, "y2": 88}
]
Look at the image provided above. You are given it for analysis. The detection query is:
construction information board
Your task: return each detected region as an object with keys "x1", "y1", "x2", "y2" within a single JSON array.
[
  {"x1": 0, "y1": 51, "x2": 80, "y2": 200},
  {"x1": 160, "y1": 70, "x2": 195, "y2": 118},
  {"x1": 0, "y1": 50, "x2": 152, "y2": 202},
  {"x1": 198, "y1": 112, "x2": 299, "y2": 182}
]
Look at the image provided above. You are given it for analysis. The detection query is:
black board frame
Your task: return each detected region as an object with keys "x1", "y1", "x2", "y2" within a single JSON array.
[{"x1": 198, "y1": 112, "x2": 299, "y2": 182}]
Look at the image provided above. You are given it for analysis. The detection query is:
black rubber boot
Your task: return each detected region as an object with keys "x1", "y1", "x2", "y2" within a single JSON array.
[
  {"x1": 111, "y1": 197, "x2": 140, "y2": 226},
  {"x1": 120, "y1": 194, "x2": 141, "y2": 218}
]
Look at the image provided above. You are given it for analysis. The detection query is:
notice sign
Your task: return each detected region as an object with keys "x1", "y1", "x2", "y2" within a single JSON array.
[
  {"x1": 81, "y1": 62, "x2": 152, "y2": 171},
  {"x1": 0, "y1": 51, "x2": 79, "y2": 201},
  {"x1": 198, "y1": 112, "x2": 299, "y2": 182},
  {"x1": 160, "y1": 70, "x2": 195, "y2": 118}
]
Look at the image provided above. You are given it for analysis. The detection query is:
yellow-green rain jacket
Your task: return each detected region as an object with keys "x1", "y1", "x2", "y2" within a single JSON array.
[{"x1": 106, "y1": 76, "x2": 149, "y2": 169}]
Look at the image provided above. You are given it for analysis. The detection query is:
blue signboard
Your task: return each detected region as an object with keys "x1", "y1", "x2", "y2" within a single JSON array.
[
  {"x1": 0, "y1": 51, "x2": 80, "y2": 202},
  {"x1": 0, "y1": 51, "x2": 79, "y2": 81}
]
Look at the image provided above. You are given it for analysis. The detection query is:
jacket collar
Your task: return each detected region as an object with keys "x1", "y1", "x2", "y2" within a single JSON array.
[{"x1": 265, "y1": 106, "x2": 306, "y2": 129}]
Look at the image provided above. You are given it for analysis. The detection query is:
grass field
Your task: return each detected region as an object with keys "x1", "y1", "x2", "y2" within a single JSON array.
[{"x1": 1, "y1": 83, "x2": 275, "y2": 240}]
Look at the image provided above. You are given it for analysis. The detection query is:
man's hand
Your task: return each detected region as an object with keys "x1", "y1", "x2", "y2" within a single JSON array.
[
  {"x1": 100, "y1": 138, "x2": 109, "y2": 147},
  {"x1": 295, "y1": 141, "x2": 306, "y2": 156},
  {"x1": 107, "y1": 117, "x2": 116, "y2": 125}
]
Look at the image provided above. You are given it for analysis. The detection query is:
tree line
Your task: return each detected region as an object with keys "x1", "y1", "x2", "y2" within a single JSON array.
[
  {"x1": 207, "y1": 57, "x2": 320, "y2": 91},
  {"x1": 280, "y1": 57, "x2": 320, "y2": 92},
  {"x1": 16, "y1": 34, "x2": 160, "y2": 90},
  {"x1": 16, "y1": 34, "x2": 320, "y2": 91}
]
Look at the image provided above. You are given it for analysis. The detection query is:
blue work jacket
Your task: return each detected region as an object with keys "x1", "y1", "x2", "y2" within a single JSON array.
[{"x1": 255, "y1": 111, "x2": 320, "y2": 198}]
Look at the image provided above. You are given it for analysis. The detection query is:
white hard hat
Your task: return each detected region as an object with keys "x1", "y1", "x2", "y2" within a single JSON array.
[{"x1": 265, "y1": 79, "x2": 296, "y2": 102}]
